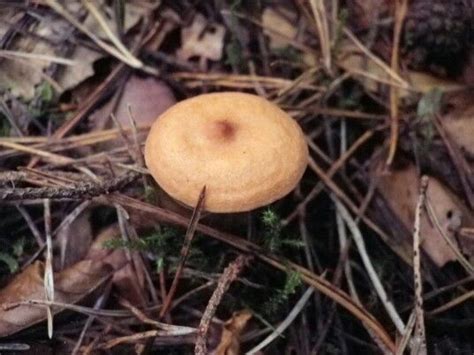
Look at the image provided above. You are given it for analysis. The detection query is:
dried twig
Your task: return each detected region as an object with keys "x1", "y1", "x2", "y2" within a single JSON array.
[
  {"x1": 45, "y1": 0, "x2": 142, "y2": 68},
  {"x1": 159, "y1": 187, "x2": 206, "y2": 319},
  {"x1": 411, "y1": 176, "x2": 428, "y2": 355},
  {"x1": 332, "y1": 194, "x2": 406, "y2": 334},
  {"x1": 119, "y1": 298, "x2": 196, "y2": 334},
  {"x1": 434, "y1": 115, "x2": 474, "y2": 208},
  {"x1": 15, "y1": 204, "x2": 44, "y2": 247},
  {"x1": 99, "y1": 329, "x2": 193, "y2": 350},
  {"x1": 342, "y1": 27, "x2": 408, "y2": 87},
  {"x1": 72, "y1": 283, "x2": 112, "y2": 355},
  {"x1": 307, "y1": 157, "x2": 391, "y2": 242},
  {"x1": 283, "y1": 129, "x2": 374, "y2": 226},
  {"x1": 195, "y1": 255, "x2": 250, "y2": 355},
  {"x1": 428, "y1": 290, "x2": 474, "y2": 316},
  {"x1": 386, "y1": 0, "x2": 408, "y2": 166},
  {"x1": 26, "y1": 64, "x2": 128, "y2": 168},
  {"x1": 334, "y1": 127, "x2": 391, "y2": 354},
  {"x1": 396, "y1": 311, "x2": 416, "y2": 355},
  {"x1": 246, "y1": 287, "x2": 313, "y2": 354},
  {"x1": 43, "y1": 199, "x2": 54, "y2": 339},
  {"x1": 309, "y1": 0, "x2": 331, "y2": 71},
  {"x1": 0, "y1": 49, "x2": 78, "y2": 65},
  {"x1": 0, "y1": 172, "x2": 139, "y2": 201},
  {"x1": 81, "y1": 0, "x2": 142, "y2": 67}
]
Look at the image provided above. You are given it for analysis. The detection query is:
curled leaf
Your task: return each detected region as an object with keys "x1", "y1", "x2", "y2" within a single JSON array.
[
  {"x1": 0, "y1": 260, "x2": 112, "y2": 337},
  {"x1": 376, "y1": 164, "x2": 474, "y2": 267}
]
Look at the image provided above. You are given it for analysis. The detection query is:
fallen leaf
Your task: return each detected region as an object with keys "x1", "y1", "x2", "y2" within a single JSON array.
[
  {"x1": 211, "y1": 310, "x2": 252, "y2": 355},
  {"x1": 58, "y1": 1, "x2": 152, "y2": 92},
  {"x1": 0, "y1": 260, "x2": 112, "y2": 337},
  {"x1": 56, "y1": 46, "x2": 102, "y2": 93},
  {"x1": 262, "y1": 7, "x2": 297, "y2": 49},
  {"x1": 406, "y1": 72, "x2": 466, "y2": 95},
  {"x1": 86, "y1": 224, "x2": 147, "y2": 307},
  {"x1": 89, "y1": 74, "x2": 176, "y2": 146},
  {"x1": 81, "y1": 1, "x2": 150, "y2": 38},
  {"x1": 0, "y1": 1, "x2": 152, "y2": 100},
  {"x1": 461, "y1": 51, "x2": 474, "y2": 85},
  {"x1": 346, "y1": 0, "x2": 391, "y2": 30},
  {"x1": 0, "y1": 4, "x2": 101, "y2": 99},
  {"x1": 337, "y1": 48, "x2": 466, "y2": 97},
  {"x1": 441, "y1": 90, "x2": 474, "y2": 158},
  {"x1": 376, "y1": 164, "x2": 474, "y2": 267},
  {"x1": 176, "y1": 13, "x2": 226, "y2": 70},
  {"x1": 55, "y1": 206, "x2": 93, "y2": 270}
]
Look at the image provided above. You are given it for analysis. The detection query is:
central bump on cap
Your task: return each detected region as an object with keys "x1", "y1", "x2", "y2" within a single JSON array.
[{"x1": 206, "y1": 120, "x2": 236, "y2": 141}]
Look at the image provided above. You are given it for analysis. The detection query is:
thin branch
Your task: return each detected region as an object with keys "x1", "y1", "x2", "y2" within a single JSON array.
[
  {"x1": 411, "y1": 176, "x2": 428, "y2": 355},
  {"x1": 0, "y1": 172, "x2": 139, "y2": 201},
  {"x1": 386, "y1": 0, "x2": 408, "y2": 166},
  {"x1": 331, "y1": 194, "x2": 406, "y2": 334},
  {"x1": 195, "y1": 255, "x2": 250, "y2": 354},
  {"x1": 43, "y1": 199, "x2": 54, "y2": 339},
  {"x1": 246, "y1": 287, "x2": 314, "y2": 354},
  {"x1": 45, "y1": 0, "x2": 142, "y2": 68},
  {"x1": 159, "y1": 186, "x2": 206, "y2": 319}
]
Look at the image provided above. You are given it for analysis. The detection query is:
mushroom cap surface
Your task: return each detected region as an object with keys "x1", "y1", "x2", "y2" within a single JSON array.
[{"x1": 144, "y1": 92, "x2": 308, "y2": 213}]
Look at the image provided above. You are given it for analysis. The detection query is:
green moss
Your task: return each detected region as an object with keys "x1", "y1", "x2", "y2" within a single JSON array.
[{"x1": 263, "y1": 270, "x2": 302, "y2": 316}]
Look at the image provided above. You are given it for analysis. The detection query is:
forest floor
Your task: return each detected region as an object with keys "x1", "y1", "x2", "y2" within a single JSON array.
[{"x1": 0, "y1": 1, "x2": 473, "y2": 354}]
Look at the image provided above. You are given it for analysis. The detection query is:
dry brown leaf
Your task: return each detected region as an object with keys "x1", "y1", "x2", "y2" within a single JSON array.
[
  {"x1": 346, "y1": 0, "x2": 391, "y2": 30},
  {"x1": 261, "y1": 6, "x2": 316, "y2": 66},
  {"x1": 262, "y1": 7, "x2": 297, "y2": 49},
  {"x1": 86, "y1": 224, "x2": 147, "y2": 306},
  {"x1": 212, "y1": 310, "x2": 252, "y2": 355},
  {"x1": 376, "y1": 164, "x2": 474, "y2": 267},
  {"x1": 57, "y1": 46, "x2": 103, "y2": 93},
  {"x1": 55, "y1": 207, "x2": 92, "y2": 270},
  {"x1": 0, "y1": 220, "x2": 149, "y2": 337},
  {"x1": 338, "y1": 48, "x2": 465, "y2": 97},
  {"x1": 0, "y1": 260, "x2": 112, "y2": 337},
  {"x1": 58, "y1": 1, "x2": 151, "y2": 92},
  {"x1": 176, "y1": 13, "x2": 225, "y2": 70},
  {"x1": 81, "y1": 1, "x2": 150, "y2": 38},
  {"x1": 0, "y1": 1, "x2": 151, "y2": 99},
  {"x1": 0, "y1": 4, "x2": 101, "y2": 99},
  {"x1": 441, "y1": 90, "x2": 474, "y2": 158},
  {"x1": 89, "y1": 74, "x2": 176, "y2": 146}
]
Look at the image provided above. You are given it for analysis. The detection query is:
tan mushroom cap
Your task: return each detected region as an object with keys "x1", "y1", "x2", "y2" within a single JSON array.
[{"x1": 144, "y1": 92, "x2": 308, "y2": 213}]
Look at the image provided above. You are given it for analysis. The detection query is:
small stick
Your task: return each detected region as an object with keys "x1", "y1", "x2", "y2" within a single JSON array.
[
  {"x1": 386, "y1": 0, "x2": 408, "y2": 166},
  {"x1": 411, "y1": 176, "x2": 429, "y2": 355},
  {"x1": 282, "y1": 129, "x2": 374, "y2": 226},
  {"x1": 159, "y1": 187, "x2": 206, "y2": 319},
  {"x1": 434, "y1": 115, "x2": 474, "y2": 208},
  {"x1": 119, "y1": 298, "x2": 196, "y2": 334},
  {"x1": 15, "y1": 204, "x2": 44, "y2": 247},
  {"x1": 428, "y1": 290, "x2": 474, "y2": 316},
  {"x1": 332, "y1": 194, "x2": 406, "y2": 334},
  {"x1": 0, "y1": 172, "x2": 139, "y2": 200},
  {"x1": 43, "y1": 199, "x2": 54, "y2": 339},
  {"x1": 46, "y1": 0, "x2": 142, "y2": 68},
  {"x1": 309, "y1": 0, "x2": 331, "y2": 71},
  {"x1": 396, "y1": 311, "x2": 416, "y2": 355},
  {"x1": 195, "y1": 255, "x2": 250, "y2": 355},
  {"x1": 127, "y1": 105, "x2": 150, "y2": 192},
  {"x1": 72, "y1": 282, "x2": 112, "y2": 355},
  {"x1": 247, "y1": 287, "x2": 313, "y2": 354}
]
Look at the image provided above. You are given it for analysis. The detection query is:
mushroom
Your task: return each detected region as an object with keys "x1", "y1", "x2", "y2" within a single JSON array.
[{"x1": 144, "y1": 92, "x2": 308, "y2": 213}]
